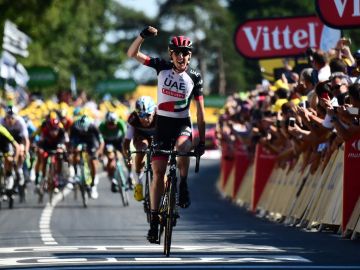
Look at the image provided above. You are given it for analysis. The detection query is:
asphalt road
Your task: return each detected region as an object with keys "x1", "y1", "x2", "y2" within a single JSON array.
[{"x1": 0, "y1": 154, "x2": 359, "y2": 269}]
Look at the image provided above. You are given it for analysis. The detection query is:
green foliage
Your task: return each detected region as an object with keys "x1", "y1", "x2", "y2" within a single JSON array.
[{"x1": 0, "y1": 0, "x2": 123, "y2": 97}]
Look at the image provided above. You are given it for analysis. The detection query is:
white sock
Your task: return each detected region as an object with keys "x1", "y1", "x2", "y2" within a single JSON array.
[
  {"x1": 134, "y1": 172, "x2": 144, "y2": 185},
  {"x1": 94, "y1": 175, "x2": 99, "y2": 185}
]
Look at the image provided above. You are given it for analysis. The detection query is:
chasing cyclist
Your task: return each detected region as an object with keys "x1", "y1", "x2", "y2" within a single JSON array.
[
  {"x1": 0, "y1": 123, "x2": 20, "y2": 200},
  {"x1": 99, "y1": 112, "x2": 127, "y2": 192},
  {"x1": 1, "y1": 105, "x2": 30, "y2": 194},
  {"x1": 70, "y1": 115, "x2": 104, "y2": 199},
  {"x1": 127, "y1": 26, "x2": 206, "y2": 243},
  {"x1": 122, "y1": 96, "x2": 157, "y2": 201},
  {"x1": 32, "y1": 112, "x2": 67, "y2": 193}
]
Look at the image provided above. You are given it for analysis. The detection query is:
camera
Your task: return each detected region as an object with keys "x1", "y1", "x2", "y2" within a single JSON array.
[
  {"x1": 347, "y1": 107, "x2": 359, "y2": 115},
  {"x1": 289, "y1": 117, "x2": 296, "y2": 127},
  {"x1": 276, "y1": 119, "x2": 281, "y2": 128}
]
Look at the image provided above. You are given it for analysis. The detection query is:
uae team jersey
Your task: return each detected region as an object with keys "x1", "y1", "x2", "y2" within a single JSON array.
[{"x1": 144, "y1": 57, "x2": 203, "y2": 118}]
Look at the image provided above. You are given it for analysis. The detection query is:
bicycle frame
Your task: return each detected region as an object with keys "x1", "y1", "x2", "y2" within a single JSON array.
[
  {"x1": 107, "y1": 144, "x2": 129, "y2": 207},
  {"x1": 38, "y1": 150, "x2": 61, "y2": 205},
  {"x1": 130, "y1": 142, "x2": 155, "y2": 222},
  {"x1": 155, "y1": 148, "x2": 200, "y2": 257},
  {"x1": 76, "y1": 144, "x2": 92, "y2": 208}
]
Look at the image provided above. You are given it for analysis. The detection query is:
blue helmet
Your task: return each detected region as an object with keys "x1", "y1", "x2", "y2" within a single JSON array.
[{"x1": 135, "y1": 96, "x2": 156, "y2": 118}]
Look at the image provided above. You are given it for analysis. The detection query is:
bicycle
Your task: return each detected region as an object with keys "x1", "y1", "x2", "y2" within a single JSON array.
[
  {"x1": 38, "y1": 149, "x2": 65, "y2": 205},
  {"x1": 74, "y1": 144, "x2": 92, "y2": 208},
  {"x1": 0, "y1": 153, "x2": 15, "y2": 209},
  {"x1": 106, "y1": 144, "x2": 129, "y2": 207},
  {"x1": 154, "y1": 148, "x2": 200, "y2": 257},
  {"x1": 129, "y1": 140, "x2": 155, "y2": 223}
]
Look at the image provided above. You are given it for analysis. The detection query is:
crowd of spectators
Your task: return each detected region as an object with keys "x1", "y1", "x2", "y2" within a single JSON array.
[{"x1": 217, "y1": 37, "x2": 360, "y2": 174}]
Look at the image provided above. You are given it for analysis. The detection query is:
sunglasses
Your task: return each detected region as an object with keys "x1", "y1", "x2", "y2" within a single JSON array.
[
  {"x1": 138, "y1": 113, "x2": 152, "y2": 119},
  {"x1": 172, "y1": 49, "x2": 191, "y2": 56}
]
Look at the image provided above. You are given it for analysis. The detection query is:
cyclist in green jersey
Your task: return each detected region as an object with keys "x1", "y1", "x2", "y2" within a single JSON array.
[{"x1": 99, "y1": 112, "x2": 127, "y2": 192}]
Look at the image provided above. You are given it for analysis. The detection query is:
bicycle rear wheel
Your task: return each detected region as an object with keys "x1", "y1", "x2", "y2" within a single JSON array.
[
  {"x1": 48, "y1": 164, "x2": 56, "y2": 206},
  {"x1": 79, "y1": 182, "x2": 88, "y2": 208},
  {"x1": 119, "y1": 185, "x2": 129, "y2": 206}
]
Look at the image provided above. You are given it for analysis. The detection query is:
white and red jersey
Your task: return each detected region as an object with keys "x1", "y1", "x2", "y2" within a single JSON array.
[{"x1": 144, "y1": 57, "x2": 203, "y2": 118}]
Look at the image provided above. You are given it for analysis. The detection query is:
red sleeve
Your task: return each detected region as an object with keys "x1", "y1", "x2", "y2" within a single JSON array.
[{"x1": 144, "y1": 56, "x2": 151, "y2": 66}]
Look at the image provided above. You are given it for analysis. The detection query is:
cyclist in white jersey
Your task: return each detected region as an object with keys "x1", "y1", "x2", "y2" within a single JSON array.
[{"x1": 127, "y1": 26, "x2": 206, "y2": 243}]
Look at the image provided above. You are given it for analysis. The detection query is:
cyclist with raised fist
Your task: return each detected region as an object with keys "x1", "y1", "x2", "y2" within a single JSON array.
[{"x1": 127, "y1": 26, "x2": 206, "y2": 243}]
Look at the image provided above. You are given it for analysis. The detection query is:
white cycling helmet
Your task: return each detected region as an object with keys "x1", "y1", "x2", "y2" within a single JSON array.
[
  {"x1": 135, "y1": 96, "x2": 156, "y2": 118},
  {"x1": 105, "y1": 112, "x2": 117, "y2": 123},
  {"x1": 75, "y1": 115, "x2": 91, "y2": 131}
]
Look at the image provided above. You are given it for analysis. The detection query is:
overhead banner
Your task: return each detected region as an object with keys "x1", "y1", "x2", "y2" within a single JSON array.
[
  {"x1": 96, "y1": 79, "x2": 137, "y2": 95},
  {"x1": 343, "y1": 135, "x2": 360, "y2": 233},
  {"x1": 27, "y1": 66, "x2": 58, "y2": 88},
  {"x1": 3, "y1": 20, "x2": 31, "y2": 58},
  {"x1": 316, "y1": 0, "x2": 360, "y2": 29},
  {"x1": 234, "y1": 16, "x2": 340, "y2": 59}
]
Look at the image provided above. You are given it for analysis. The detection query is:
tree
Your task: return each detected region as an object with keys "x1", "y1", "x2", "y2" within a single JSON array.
[{"x1": 0, "y1": 0, "x2": 126, "y2": 97}]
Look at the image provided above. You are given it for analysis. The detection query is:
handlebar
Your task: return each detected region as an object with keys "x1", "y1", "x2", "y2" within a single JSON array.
[
  {"x1": 153, "y1": 149, "x2": 201, "y2": 173},
  {"x1": 129, "y1": 147, "x2": 201, "y2": 173}
]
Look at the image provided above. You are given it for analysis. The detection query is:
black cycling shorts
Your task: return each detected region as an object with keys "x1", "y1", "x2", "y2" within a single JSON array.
[
  {"x1": 0, "y1": 142, "x2": 12, "y2": 155},
  {"x1": 154, "y1": 115, "x2": 192, "y2": 152},
  {"x1": 71, "y1": 138, "x2": 99, "y2": 159},
  {"x1": 38, "y1": 140, "x2": 61, "y2": 152},
  {"x1": 104, "y1": 138, "x2": 123, "y2": 152}
]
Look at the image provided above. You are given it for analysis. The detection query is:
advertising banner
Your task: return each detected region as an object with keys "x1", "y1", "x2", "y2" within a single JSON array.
[
  {"x1": 251, "y1": 144, "x2": 277, "y2": 211},
  {"x1": 233, "y1": 139, "x2": 251, "y2": 198},
  {"x1": 234, "y1": 15, "x2": 340, "y2": 59},
  {"x1": 316, "y1": 0, "x2": 360, "y2": 28},
  {"x1": 220, "y1": 141, "x2": 235, "y2": 190},
  {"x1": 343, "y1": 135, "x2": 360, "y2": 232}
]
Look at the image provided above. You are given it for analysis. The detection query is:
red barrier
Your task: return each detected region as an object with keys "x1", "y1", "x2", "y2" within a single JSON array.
[
  {"x1": 232, "y1": 139, "x2": 251, "y2": 198},
  {"x1": 220, "y1": 141, "x2": 235, "y2": 190},
  {"x1": 343, "y1": 135, "x2": 360, "y2": 233},
  {"x1": 251, "y1": 144, "x2": 277, "y2": 212}
]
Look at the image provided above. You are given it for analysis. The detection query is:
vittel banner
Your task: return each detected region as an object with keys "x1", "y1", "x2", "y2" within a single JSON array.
[
  {"x1": 234, "y1": 16, "x2": 340, "y2": 59},
  {"x1": 316, "y1": 0, "x2": 360, "y2": 28}
]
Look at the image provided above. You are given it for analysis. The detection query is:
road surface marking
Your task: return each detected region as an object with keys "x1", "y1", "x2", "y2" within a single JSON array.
[
  {"x1": 39, "y1": 188, "x2": 71, "y2": 245},
  {"x1": 0, "y1": 245, "x2": 285, "y2": 253}
]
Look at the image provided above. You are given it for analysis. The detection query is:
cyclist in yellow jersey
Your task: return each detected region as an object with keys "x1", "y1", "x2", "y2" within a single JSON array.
[{"x1": 0, "y1": 124, "x2": 21, "y2": 194}]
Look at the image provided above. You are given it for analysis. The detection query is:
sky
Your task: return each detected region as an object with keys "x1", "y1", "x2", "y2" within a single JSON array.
[
  {"x1": 117, "y1": 0, "x2": 159, "y2": 18},
  {"x1": 114, "y1": 0, "x2": 161, "y2": 82}
]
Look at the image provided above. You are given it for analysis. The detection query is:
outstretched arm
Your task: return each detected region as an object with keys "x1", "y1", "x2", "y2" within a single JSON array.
[{"x1": 127, "y1": 26, "x2": 158, "y2": 64}]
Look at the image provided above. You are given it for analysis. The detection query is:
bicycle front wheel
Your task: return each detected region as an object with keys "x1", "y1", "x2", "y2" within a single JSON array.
[
  {"x1": 164, "y1": 180, "x2": 176, "y2": 257},
  {"x1": 144, "y1": 173, "x2": 151, "y2": 223}
]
